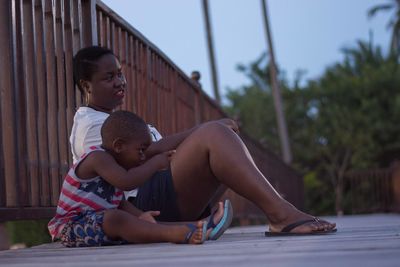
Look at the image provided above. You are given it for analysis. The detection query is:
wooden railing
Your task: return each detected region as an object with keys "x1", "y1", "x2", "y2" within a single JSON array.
[
  {"x1": 0, "y1": 0, "x2": 303, "y2": 222},
  {"x1": 345, "y1": 166, "x2": 398, "y2": 214}
]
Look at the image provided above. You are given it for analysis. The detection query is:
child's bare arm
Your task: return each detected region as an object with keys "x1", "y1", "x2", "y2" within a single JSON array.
[{"x1": 87, "y1": 150, "x2": 175, "y2": 190}]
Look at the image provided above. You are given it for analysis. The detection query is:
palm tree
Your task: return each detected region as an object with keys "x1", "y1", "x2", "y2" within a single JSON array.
[
  {"x1": 368, "y1": 0, "x2": 400, "y2": 55},
  {"x1": 260, "y1": 0, "x2": 292, "y2": 164},
  {"x1": 201, "y1": 0, "x2": 221, "y2": 104}
]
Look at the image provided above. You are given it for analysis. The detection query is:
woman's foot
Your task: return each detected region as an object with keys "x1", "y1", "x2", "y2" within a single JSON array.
[{"x1": 267, "y1": 203, "x2": 336, "y2": 234}]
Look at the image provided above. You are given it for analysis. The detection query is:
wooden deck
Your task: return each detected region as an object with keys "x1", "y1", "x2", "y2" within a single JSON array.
[{"x1": 0, "y1": 214, "x2": 399, "y2": 267}]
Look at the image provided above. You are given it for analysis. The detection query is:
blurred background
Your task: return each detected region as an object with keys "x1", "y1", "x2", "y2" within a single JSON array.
[{"x1": 2, "y1": 0, "x2": 400, "y2": 248}]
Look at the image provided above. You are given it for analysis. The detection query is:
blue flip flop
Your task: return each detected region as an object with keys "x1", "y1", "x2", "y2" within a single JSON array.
[
  {"x1": 207, "y1": 199, "x2": 233, "y2": 240},
  {"x1": 183, "y1": 220, "x2": 208, "y2": 244}
]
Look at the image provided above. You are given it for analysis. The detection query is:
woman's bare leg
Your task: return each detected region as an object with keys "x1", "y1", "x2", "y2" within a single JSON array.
[
  {"x1": 171, "y1": 122, "x2": 335, "y2": 233},
  {"x1": 102, "y1": 209, "x2": 205, "y2": 244}
]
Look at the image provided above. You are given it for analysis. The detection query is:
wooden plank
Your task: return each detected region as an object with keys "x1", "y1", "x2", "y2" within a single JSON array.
[
  {"x1": 105, "y1": 14, "x2": 110, "y2": 48},
  {"x1": 128, "y1": 35, "x2": 138, "y2": 113},
  {"x1": 64, "y1": 0, "x2": 75, "y2": 168},
  {"x1": 54, "y1": 0, "x2": 69, "y2": 180},
  {"x1": 73, "y1": 0, "x2": 83, "y2": 51},
  {"x1": 0, "y1": 1, "x2": 17, "y2": 207},
  {"x1": 73, "y1": 0, "x2": 83, "y2": 107},
  {"x1": 64, "y1": 1, "x2": 76, "y2": 167},
  {"x1": 81, "y1": 0, "x2": 97, "y2": 46},
  {"x1": 96, "y1": 9, "x2": 104, "y2": 46},
  {"x1": 138, "y1": 42, "x2": 148, "y2": 120},
  {"x1": 170, "y1": 68, "x2": 178, "y2": 133},
  {"x1": 14, "y1": 0, "x2": 30, "y2": 207},
  {"x1": 34, "y1": 0, "x2": 51, "y2": 206},
  {"x1": 0, "y1": 87, "x2": 4, "y2": 206},
  {"x1": 122, "y1": 31, "x2": 133, "y2": 111},
  {"x1": 21, "y1": 0, "x2": 40, "y2": 206},
  {"x1": 44, "y1": 0, "x2": 61, "y2": 206}
]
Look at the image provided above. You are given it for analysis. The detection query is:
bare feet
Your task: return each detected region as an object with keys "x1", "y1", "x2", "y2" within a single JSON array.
[
  {"x1": 181, "y1": 220, "x2": 206, "y2": 244},
  {"x1": 268, "y1": 203, "x2": 336, "y2": 234}
]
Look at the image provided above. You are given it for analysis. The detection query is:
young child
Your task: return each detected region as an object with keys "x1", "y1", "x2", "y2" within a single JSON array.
[{"x1": 48, "y1": 110, "x2": 210, "y2": 247}]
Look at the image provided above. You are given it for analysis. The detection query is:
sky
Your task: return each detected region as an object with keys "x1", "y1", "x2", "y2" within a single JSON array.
[{"x1": 101, "y1": 0, "x2": 392, "y2": 101}]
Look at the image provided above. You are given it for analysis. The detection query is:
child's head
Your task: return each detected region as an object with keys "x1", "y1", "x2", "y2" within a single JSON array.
[
  {"x1": 73, "y1": 46, "x2": 126, "y2": 113},
  {"x1": 101, "y1": 110, "x2": 151, "y2": 168}
]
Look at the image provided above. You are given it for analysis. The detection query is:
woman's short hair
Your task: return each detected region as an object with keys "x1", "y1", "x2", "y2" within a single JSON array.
[{"x1": 73, "y1": 46, "x2": 115, "y2": 93}]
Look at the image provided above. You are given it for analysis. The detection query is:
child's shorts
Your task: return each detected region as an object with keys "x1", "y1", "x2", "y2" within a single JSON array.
[{"x1": 60, "y1": 210, "x2": 126, "y2": 247}]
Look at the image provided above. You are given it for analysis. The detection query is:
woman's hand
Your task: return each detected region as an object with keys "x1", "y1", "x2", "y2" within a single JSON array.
[
  {"x1": 138, "y1": 210, "x2": 160, "y2": 224},
  {"x1": 216, "y1": 118, "x2": 239, "y2": 133}
]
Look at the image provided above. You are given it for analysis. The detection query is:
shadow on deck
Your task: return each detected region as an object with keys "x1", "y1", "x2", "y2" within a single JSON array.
[{"x1": 0, "y1": 214, "x2": 399, "y2": 267}]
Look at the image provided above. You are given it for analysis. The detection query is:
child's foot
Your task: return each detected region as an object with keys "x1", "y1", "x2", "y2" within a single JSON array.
[{"x1": 182, "y1": 221, "x2": 207, "y2": 244}]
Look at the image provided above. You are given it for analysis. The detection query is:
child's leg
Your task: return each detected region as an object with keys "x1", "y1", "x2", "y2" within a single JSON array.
[{"x1": 102, "y1": 209, "x2": 205, "y2": 244}]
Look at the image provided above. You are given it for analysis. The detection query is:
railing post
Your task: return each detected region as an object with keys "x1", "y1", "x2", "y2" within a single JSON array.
[
  {"x1": 391, "y1": 161, "x2": 400, "y2": 212},
  {"x1": 0, "y1": 0, "x2": 19, "y2": 208},
  {"x1": 82, "y1": 0, "x2": 97, "y2": 46}
]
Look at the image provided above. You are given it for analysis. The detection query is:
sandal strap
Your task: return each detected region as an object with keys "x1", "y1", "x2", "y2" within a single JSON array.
[
  {"x1": 207, "y1": 209, "x2": 218, "y2": 229},
  {"x1": 183, "y1": 224, "x2": 197, "y2": 243},
  {"x1": 281, "y1": 218, "x2": 318, "y2": 233}
]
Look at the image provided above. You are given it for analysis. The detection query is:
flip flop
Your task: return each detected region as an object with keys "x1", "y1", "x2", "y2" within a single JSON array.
[
  {"x1": 183, "y1": 221, "x2": 208, "y2": 244},
  {"x1": 207, "y1": 199, "x2": 234, "y2": 240},
  {"x1": 265, "y1": 218, "x2": 337, "y2": 236}
]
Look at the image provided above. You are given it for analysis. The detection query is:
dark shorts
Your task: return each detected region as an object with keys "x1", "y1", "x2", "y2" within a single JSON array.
[{"x1": 131, "y1": 169, "x2": 181, "y2": 222}]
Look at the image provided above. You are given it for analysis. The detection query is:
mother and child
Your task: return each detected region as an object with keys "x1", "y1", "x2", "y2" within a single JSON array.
[{"x1": 48, "y1": 46, "x2": 336, "y2": 247}]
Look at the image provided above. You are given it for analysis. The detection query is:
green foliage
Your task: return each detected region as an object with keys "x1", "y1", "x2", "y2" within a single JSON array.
[
  {"x1": 224, "y1": 40, "x2": 400, "y2": 214},
  {"x1": 5, "y1": 220, "x2": 51, "y2": 247},
  {"x1": 303, "y1": 172, "x2": 334, "y2": 215},
  {"x1": 368, "y1": 0, "x2": 400, "y2": 55}
]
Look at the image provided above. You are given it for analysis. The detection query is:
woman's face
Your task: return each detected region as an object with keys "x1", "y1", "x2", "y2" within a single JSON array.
[{"x1": 84, "y1": 54, "x2": 126, "y2": 113}]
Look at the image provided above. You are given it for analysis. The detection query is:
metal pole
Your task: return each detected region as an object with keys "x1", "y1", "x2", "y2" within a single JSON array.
[
  {"x1": 202, "y1": 0, "x2": 221, "y2": 104},
  {"x1": 261, "y1": 0, "x2": 292, "y2": 163}
]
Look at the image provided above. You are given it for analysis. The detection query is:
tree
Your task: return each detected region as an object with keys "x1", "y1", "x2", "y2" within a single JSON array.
[
  {"x1": 368, "y1": 0, "x2": 400, "y2": 55},
  {"x1": 225, "y1": 40, "x2": 400, "y2": 215},
  {"x1": 261, "y1": 0, "x2": 292, "y2": 163}
]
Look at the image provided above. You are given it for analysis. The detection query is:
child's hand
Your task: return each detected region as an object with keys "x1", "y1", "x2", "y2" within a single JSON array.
[
  {"x1": 139, "y1": 210, "x2": 160, "y2": 224},
  {"x1": 154, "y1": 150, "x2": 176, "y2": 170},
  {"x1": 164, "y1": 150, "x2": 176, "y2": 160}
]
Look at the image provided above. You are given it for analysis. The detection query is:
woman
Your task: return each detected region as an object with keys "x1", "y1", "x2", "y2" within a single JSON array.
[{"x1": 71, "y1": 46, "x2": 336, "y2": 235}]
